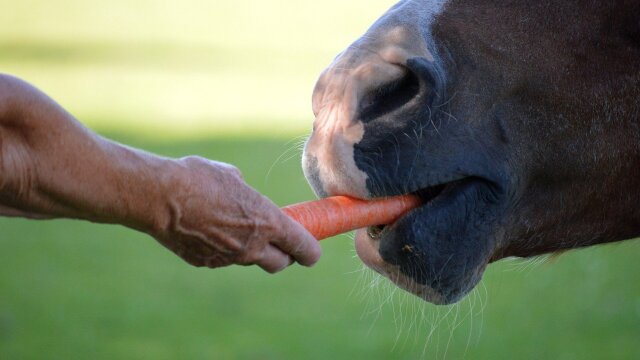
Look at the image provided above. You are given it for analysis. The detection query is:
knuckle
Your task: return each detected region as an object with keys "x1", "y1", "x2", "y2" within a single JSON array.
[
  {"x1": 224, "y1": 169, "x2": 247, "y2": 187},
  {"x1": 224, "y1": 164, "x2": 243, "y2": 178},
  {"x1": 178, "y1": 155, "x2": 205, "y2": 166}
]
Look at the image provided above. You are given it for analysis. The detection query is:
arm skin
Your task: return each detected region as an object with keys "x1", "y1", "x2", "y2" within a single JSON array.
[{"x1": 0, "y1": 74, "x2": 321, "y2": 273}]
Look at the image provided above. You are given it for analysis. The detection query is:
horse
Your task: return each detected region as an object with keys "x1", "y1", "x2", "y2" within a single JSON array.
[{"x1": 302, "y1": 0, "x2": 640, "y2": 305}]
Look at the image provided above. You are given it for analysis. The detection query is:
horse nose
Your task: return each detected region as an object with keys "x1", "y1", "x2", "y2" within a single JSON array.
[
  {"x1": 303, "y1": 44, "x2": 426, "y2": 198},
  {"x1": 312, "y1": 60, "x2": 407, "y2": 123}
]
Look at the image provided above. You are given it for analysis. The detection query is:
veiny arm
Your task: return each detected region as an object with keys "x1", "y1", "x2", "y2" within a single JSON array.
[
  {"x1": 0, "y1": 74, "x2": 175, "y2": 228},
  {"x1": 0, "y1": 74, "x2": 321, "y2": 272}
]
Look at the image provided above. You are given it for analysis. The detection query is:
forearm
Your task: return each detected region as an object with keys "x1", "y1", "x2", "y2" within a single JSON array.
[{"x1": 0, "y1": 74, "x2": 173, "y2": 233}]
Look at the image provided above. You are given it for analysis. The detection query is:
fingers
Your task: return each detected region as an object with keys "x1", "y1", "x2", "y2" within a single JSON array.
[
  {"x1": 272, "y1": 212, "x2": 322, "y2": 267},
  {"x1": 256, "y1": 245, "x2": 294, "y2": 274}
]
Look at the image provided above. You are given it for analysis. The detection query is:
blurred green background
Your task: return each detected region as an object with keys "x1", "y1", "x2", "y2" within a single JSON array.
[{"x1": 1, "y1": 0, "x2": 639, "y2": 359}]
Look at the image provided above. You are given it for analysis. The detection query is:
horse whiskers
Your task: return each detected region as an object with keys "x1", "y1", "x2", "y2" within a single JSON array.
[{"x1": 265, "y1": 135, "x2": 309, "y2": 183}]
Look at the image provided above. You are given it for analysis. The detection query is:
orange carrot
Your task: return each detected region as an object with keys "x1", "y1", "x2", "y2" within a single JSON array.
[{"x1": 282, "y1": 194, "x2": 421, "y2": 240}]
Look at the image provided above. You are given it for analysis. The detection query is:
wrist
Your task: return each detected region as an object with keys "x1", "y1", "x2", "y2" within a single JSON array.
[{"x1": 117, "y1": 153, "x2": 183, "y2": 237}]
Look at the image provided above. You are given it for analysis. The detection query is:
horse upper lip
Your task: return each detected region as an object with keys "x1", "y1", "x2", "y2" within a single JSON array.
[{"x1": 413, "y1": 182, "x2": 448, "y2": 203}]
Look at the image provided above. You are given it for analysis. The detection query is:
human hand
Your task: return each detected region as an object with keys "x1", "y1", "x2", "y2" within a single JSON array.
[{"x1": 151, "y1": 156, "x2": 322, "y2": 273}]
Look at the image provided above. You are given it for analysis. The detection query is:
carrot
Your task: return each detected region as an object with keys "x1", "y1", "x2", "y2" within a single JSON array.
[{"x1": 282, "y1": 194, "x2": 421, "y2": 240}]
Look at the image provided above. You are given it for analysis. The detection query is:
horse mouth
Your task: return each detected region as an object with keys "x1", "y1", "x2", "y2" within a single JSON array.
[
  {"x1": 365, "y1": 178, "x2": 471, "y2": 239},
  {"x1": 356, "y1": 177, "x2": 500, "y2": 304}
]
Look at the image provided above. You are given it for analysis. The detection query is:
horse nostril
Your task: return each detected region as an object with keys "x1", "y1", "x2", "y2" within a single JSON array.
[{"x1": 358, "y1": 68, "x2": 421, "y2": 123}]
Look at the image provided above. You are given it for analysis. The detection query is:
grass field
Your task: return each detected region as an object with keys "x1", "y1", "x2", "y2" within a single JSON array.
[{"x1": 1, "y1": 0, "x2": 639, "y2": 359}]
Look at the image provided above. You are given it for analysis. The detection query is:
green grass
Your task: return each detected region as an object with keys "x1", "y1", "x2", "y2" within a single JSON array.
[
  {"x1": 1, "y1": 135, "x2": 639, "y2": 359},
  {"x1": 1, "y1": 0, "x2": 639, "y2": 358}
]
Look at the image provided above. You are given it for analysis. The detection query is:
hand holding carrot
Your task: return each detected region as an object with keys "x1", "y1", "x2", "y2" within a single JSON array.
[
  {"x1": 154, "y1": 156, "x2": 418, "y2": 272},
  {"x1": 151, "y1": 156, "x2": 323, "y2": 273}
]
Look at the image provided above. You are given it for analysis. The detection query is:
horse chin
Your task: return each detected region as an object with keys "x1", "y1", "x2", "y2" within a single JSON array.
[{"x1": 354, "y1": 229, "x2": 448, "y2": 305}]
